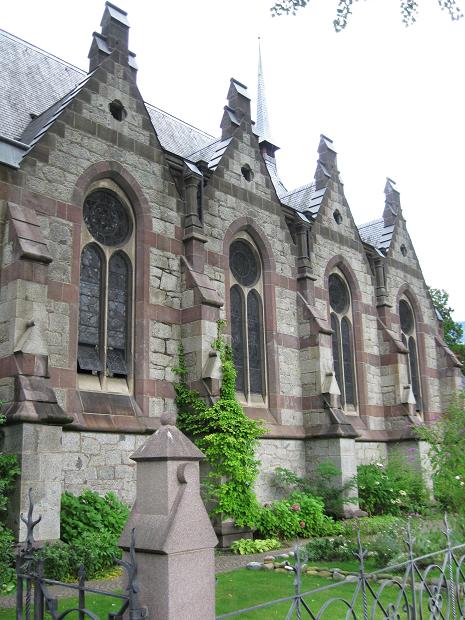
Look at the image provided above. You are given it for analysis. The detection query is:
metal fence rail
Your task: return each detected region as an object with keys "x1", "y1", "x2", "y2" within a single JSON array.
[
  {"x1": 217, "y1": 517, "x2": 465, "y2": 619},
  {"x1": 15, "y1": 490, "x2": 147, "y2": 620},
  {"x1": 15, "y1": 490, "x2": 465, "y2": 619}
]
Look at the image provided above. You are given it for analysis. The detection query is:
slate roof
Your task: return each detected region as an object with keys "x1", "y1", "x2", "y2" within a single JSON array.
[
  {"x1": 0, "y1": 29, "x2": 86, "y2": 142},
  {"x1": 263, "y1": 154, "x2": 288, "y2": 200},
  {"x1": 281, "y1": 182, "x2": 327, "y2": 218},
  {"x1": 0, "y1": 28, "x2": 220, "y2": 167},
  {"x1": 144, "y1": 104, "x2": 216, "y2": 160},
  {"x1": 0, "y1": 27, "x2": 392, "y2": 243},
  {"x1": 20, "y1": 73, "x2": 94, "y2": 147},
  {"x1": 185, "y1": 136, "x2": 232, "y2": 171},
  {"x1": 358, "y1": 218, "x2": 395, "y2": 252}
]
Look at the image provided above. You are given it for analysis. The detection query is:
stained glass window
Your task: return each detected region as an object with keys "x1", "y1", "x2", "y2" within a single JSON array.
[
  {"x1": 78, "y1": 187, "x2": 134, "y2": 388},
  {"x1": 331, "y1": 313, "x2": 342, "y2": 403},
  {"x1": 341, "y1": 317, "x2": 355, "y2": 406},
  {"x1": 400, "y1": 298, "x2": 421, "y2": 412},
  {"x1": 231, "y1": 285, "x2": 246, "y2": 393},
  {"x1": 329, "y1": 272, "x2": 356, "y2": 410},
  {"x1": 230, "y1": 240, "x2": 260, "y2": 287},
  {"x1": 408, "y1": 336, "x2": 421, "y2": 411},
  {"x1": 84, "y1": 190, "x2": 131, "y2": 246},
  {"x1": 107, "y1": 253, "x2": 130, "y2": 377},
  {"x1": 78, "y1": 245, "x2": 103, "y2": 373},
  {"x1": 329, "y1": 274, "x2": 349, "y2": 314},
  {"x1": 399, "y1": 300, "x2": 414, "y2": 334},
  {"x1": 229, "y1": 238, "x2": 266, "y2": 401},
  {"x1": 247, "y1": 290, "x2": 264, "y2": 395}
]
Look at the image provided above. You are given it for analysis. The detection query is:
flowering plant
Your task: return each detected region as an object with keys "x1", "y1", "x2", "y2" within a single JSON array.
[{"x1": 356, "y1": 453, "x2": 428, "y2": 516}]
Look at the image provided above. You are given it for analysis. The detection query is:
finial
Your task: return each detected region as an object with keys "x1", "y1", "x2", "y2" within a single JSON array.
[{"x1": 160, "y1": 411, "x2": 177, "y2": 426}]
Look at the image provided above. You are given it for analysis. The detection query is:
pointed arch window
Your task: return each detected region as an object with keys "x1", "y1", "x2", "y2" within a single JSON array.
[
  {"x1": 329, "y1": 272, "x2": 357, "y2": 409},
  {"x1": 229, "y1": 236, "x2": 266, "y2": 404},
  {"x1": 78, "y1": 186, "x2": 134, "y2": 393},
  {"x1": 399, "y1": 298, "x2": 422, "y2": 412}
]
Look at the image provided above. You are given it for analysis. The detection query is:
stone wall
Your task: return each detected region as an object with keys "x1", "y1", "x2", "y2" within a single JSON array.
[
  {"x1": 254, "y1": 438, "x2": 306, "y2": 503},
  {"x1": 355, "y1": 441, "x2": 388, "y2": 465},
  {"x1": 62, "y1": 431, "x2": 145, "y2": 504}
]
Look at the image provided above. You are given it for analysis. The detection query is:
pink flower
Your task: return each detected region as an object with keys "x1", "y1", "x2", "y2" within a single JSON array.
[
  {"x1": 290, "y1": 503, "x2": 301, "y2": 511},
  {"x1": 300, "y1": 520, "x2": 306, "y2": 528}
]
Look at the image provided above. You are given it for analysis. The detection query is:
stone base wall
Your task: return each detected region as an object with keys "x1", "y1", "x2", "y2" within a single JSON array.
[
  {"x1": 355, "y1": 441, "x2": 389, "y2": 465},
  {"x1": 61, "y1": 431, "x2": 146, "y2": 505},
  {"x1": 59, "y1": 432, "x2": 432, "y2": 510},
  {"x1": 254, "y1": 438, "x2": 306, "y2": 503}
]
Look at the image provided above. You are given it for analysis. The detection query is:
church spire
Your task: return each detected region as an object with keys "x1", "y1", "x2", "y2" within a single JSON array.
[{"x1": 256, "y1": 38, "x2": 271, "y2": 143}]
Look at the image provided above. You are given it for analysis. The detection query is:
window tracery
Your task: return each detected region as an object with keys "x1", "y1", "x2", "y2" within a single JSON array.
[
  {"x1": 78, "y1": 185, "x2": 134, "y2": 394},
  {"x1": 229, "y1": 236, "x2": 266, "y2": 404},
  {"x1": 399, "y1": 298, "x2": 422, "y2": 412},
  {"x1": 329, "y1": 271, "x2": 357, "y2": 409}
]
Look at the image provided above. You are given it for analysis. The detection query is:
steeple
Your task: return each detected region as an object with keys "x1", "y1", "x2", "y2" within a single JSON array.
[{"x1": 256, "y1": 39, "x2": 279, "y2": 157}]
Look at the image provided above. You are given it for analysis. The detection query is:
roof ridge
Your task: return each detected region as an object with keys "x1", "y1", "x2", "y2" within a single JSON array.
[
  {"x1": 145, "y1": 102, "x2": 215, "y2": 140},
  {"x1": 0, "y1": 28, "x2": 86, "y2": 75}
]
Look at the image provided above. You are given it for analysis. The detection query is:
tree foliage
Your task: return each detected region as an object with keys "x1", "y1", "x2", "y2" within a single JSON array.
[
  {"x1": 429, "y1": 287, "x2": 465, "y2": 367},
  {"x1": 271, "y1": 0, "x2": 463, "y2": 31}
]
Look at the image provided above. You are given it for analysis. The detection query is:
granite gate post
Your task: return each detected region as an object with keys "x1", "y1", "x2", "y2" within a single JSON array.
[{"x1": 119, "y1": 411, "x2": 218, "y2": 620}]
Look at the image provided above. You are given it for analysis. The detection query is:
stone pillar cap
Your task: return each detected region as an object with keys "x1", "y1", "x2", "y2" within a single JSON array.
[{"x1": 130, "y1": 412, "x2": 205, "y2": 462}]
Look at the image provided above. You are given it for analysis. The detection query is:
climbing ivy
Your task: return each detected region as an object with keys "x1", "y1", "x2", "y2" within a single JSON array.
[{"x1": 174, "y1": 322, "x2": 263, "y2": 527}]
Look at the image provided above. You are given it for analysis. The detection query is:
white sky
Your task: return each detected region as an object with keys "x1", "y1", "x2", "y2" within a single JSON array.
[{"x1": 3, "y1": 0, "x2": 465, "y2": 317}]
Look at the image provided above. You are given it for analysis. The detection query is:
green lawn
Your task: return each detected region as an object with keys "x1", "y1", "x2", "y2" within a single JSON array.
[{"x1": 0, "y1": 565, "x2": 428, "y2": 620}]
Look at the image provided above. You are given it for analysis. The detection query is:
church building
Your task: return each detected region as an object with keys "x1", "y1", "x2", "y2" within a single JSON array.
[{"x1": 0, "y1": 3, "x2": 461, "y2": 542}]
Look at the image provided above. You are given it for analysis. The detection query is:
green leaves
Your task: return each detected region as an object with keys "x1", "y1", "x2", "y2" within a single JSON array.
[
  {"x1": 416, "y1": 393, "x2": 465, "y2": 512},
  {"x1": 270, "y1": 0, "x2": 463, "y2": 30},
  {"x1": 60, "y1": 490, "x2": 129, "y2": 543},
  {"x1": 255, "y1": 492, "x2": 339, "y2": 540},
  {"x1": 230, "y1": 537, "x2": 281, "y2": 555},
  {"x1": 356, "y1": 456, "x2": 428, "y2": 516},
  {"x1": 174, "y1": 322, "x2": 263, "y2": 527},
  {"x1": 0, "y1": 407, "x2": 20, "y2": 593},
  {"x1": 35, "y1": 490, "x2": 130, "y2": 581},
  {"x1": 429, "y1": 287, "x2": 465, "y2": 368}
]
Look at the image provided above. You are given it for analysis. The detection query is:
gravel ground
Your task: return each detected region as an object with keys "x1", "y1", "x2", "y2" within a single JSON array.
[{"x1": 0, "y1": 547, "x2": 296, "y2": 608}]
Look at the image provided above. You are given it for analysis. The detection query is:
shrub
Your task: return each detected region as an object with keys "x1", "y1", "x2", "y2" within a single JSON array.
[
  {"x1": 0, "y1": 525, "x2": 15, "y2": 593},
  {"x1": 255, "y1": 492, "x2": 340, "y2": 540},
  {"x1": 339, "y1": 515, "x2": 403, "y2": 539},
  {"x1": 0, "y1": 410, "x2": 20, "y2": 593},
  {"x1": 37, "y1": 489, "x2": 130, "y2": 581},
  {"x1": 273, "y1": 463, "x2": 352, "y2": 517},
  {"x1": 230, "y1": 538, "x2": 281, "y2": 555},
  {"x1": 42, "y1": 530, "x2": 121, "y2": 581},
  {"x1": 367, "y1": 526, "x2": 407, "y2": 566},
  {"x1": 61, "y1": 490, "x2": 129, "y2": 542},
  {"x1": 356, "y1": 455, "x2": 428, "y2": 516},
  {"x1": 305, "y1": 535, "x2": 356, "y2": 562},
  {"x1": 416, "y1": 393, "x2": 465, "y2": 512}
]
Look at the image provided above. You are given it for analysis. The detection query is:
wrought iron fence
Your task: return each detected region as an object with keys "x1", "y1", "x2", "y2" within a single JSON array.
[
  {"x1": 15, "y1": 489, "x2": 147, "y2": 620},
  {"x1": 14, "y1": 489, "x2": 465, "y2": 619},
  {"x1": 216, "y1": 517, "x2": 465, "y2": 619}
]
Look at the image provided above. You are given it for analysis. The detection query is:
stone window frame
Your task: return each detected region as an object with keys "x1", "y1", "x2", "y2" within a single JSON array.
[
  {"x1": 328, "y1": 268, "x2": 358, "y2": 412},
  {"x1": 77, "y1": 179, "x2": 136, "y2": 395},
  {"x1": 229, "y1": 232, "x2": 268, "y2": 407},
  {"x1": 399, "y1": 296, "x2": 422, "y2": 413}
]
